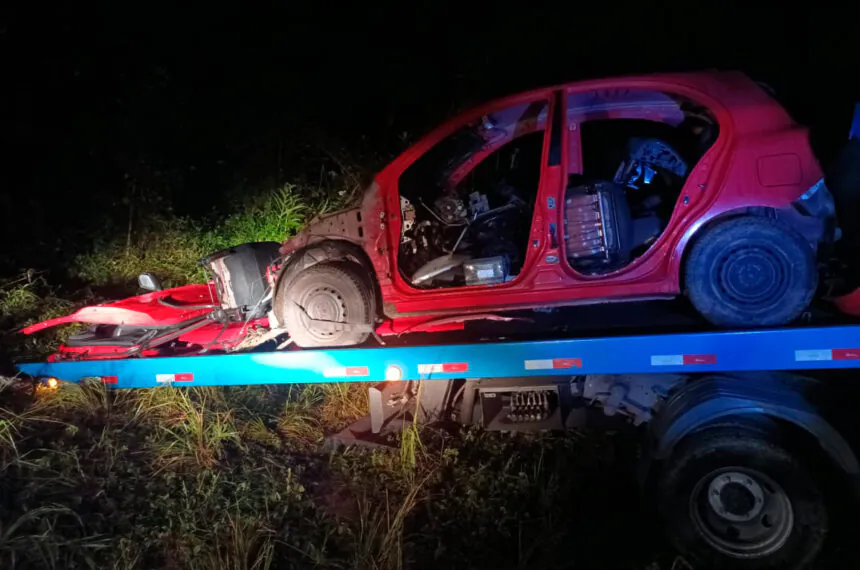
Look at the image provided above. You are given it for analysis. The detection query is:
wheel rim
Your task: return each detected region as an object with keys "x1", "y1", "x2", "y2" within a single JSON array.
[
  {"x1": 690, "y1": 467, "x2": 794, "y2": 559},
  {"x1": 296, "y1": 286, "x2": 348, "y2": 342},
  {"x1": 715, "y1": 246, "x2": 789, "y2": 309}
]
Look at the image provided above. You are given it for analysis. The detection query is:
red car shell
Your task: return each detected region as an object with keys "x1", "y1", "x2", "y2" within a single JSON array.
[
  {"x1": 280, "y1": 71, "x2": 824, "y2": 326},
  {"x1": 22, "y1": 71, "x2": 834, "y2": 359}
]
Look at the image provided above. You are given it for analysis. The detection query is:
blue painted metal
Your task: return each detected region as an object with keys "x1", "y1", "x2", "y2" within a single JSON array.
[
  {"x1": 15, "y1": 325, "x2": 860, "y2": 389},
  {"x1": 851, "y1": 102, "x2": 860, "y2": 141}
]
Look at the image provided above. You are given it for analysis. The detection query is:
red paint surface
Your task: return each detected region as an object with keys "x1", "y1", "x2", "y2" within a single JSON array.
[
  {"x1": 174, "y1": 373, "x2": 194, "y2": 382},
  {"x1": 834, "y1": 289, "x2": 860, "y2": 316},
  {"x1": 22, "y1": 284, "x2": 217, "y2": 333},
  {"x1": 553, "y1": 358, "x2": 582, "y2": 369},
  {"x1": 683, "y1": 354, "x2": 717, "y2": 365},
  {"x1": 833, "y1": 349, "x2": 860, "y2": 360},
  {"x1": 441, "y1": 362, "x2": 469, "y2": 373}
]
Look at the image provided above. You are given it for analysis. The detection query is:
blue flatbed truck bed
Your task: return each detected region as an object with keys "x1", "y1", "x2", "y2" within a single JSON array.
[{"x1": 17, "y1": 324, "x2": 860, "y2": 386}]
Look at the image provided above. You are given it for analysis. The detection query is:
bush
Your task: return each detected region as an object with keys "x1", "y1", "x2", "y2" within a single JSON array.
[
  {"x1": 72, "y1": 184, "x2": 323, "y2": 288},
  {"x1": 0, "y1": 275, "x2": 77, "y2": 361},
  {"x1": 73, "y1": 215, "x2": 213, "y2": 286}
]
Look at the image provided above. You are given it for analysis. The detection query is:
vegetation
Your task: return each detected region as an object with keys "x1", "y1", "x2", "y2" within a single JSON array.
[
  {"x1": 0, "y1": 374, "x2": 684, "y2": 570},
  {"x1": 0, "y1": 176, "x2": 850, "y2": 569},
  {"x1": 72, "y1": 184, "x2": 317, "y2": 287}
]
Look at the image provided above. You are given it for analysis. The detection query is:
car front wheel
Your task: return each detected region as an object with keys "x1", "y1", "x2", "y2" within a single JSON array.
[
  {"x1": 278, "y1": 261, "x2": 374, "y2": 348},
  {"x1": 685, "y1": 217, "x2": 817, "y2": 327}
]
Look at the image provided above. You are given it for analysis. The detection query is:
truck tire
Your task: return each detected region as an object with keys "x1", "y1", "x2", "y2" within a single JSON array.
[
  {"x1": 279, "y1": 261, "x2": 373, "y2": 348},
  {"x1": 656, "y1": 427, "x2": 827, "y2": 570},
  {"x1": 685, "y1": 217, "x2": 817, "y2": 327}
]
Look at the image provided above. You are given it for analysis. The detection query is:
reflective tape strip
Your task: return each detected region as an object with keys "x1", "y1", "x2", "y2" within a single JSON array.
[
  {"x1": 323, "y1": 366, "x2": 369, "y2": 378},
  {"x1": 417, "y1": 362, "x2": 469, "y2": 374},
  {"x1": 796, "y1": 349, "x2": 860, "y2": 361},
  {"x1": 156, "y1": 373, "x2": 194, "y2": 383},
  {"x1": 796, "y1": 349, "x2": 832, "y2": 361},
  {"x1": 651, "y1": 354, "x2": 716, "y2": 366},
  {"x1": 101, "y1": 376, "x2": 118, "y2": 385},
  {"x1": 524, "y1": 358, "x2": 582, "y2": 370},
  {"x1": 834, "y1": 349, "x2": 860, "y2": 360},
  {"x1": 683, "y1": 354, "x2": 717, "y2": 365}
]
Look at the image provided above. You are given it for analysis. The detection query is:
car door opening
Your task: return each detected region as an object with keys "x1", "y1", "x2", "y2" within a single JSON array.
[
  {"x1": 565, "y1": 97, "x2": 718, "y2": 275},
  {"x1": 398, "y1": 100, "x2": 548, "y2": 289}
]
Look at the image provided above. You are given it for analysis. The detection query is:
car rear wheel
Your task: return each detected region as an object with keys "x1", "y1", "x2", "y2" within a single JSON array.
[
  {"x1": 685, "y1": 217, "x2": 817, "y2": 327},
  {"x1": 279, "y1": 261, "x2": 374, "y2": 348}
]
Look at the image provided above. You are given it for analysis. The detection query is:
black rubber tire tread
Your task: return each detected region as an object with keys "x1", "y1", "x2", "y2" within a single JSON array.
[
  {"x1": 657, "y1": 427, "x2": 827, "y2": 570},
  {"x1": 279, "y1": 261, "x2": 373, "y2": 348},
  {"x1": 685, "y1": 216, "x2": 817, "y2": 327}
]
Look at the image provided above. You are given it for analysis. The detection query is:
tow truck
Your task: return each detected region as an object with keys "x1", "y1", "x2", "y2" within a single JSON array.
[
  {"x1": 14, "y1": 98, "x2": 860, "y2": 568},
  {"x1": 16, "y1": 314, "x2": 860, "y2": 569}
]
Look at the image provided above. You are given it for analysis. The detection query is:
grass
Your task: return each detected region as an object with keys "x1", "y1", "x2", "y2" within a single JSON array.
[
  {"x1": 189, "y1": 514, "x2": 275, "y2": 570},
  {"x1": 0, "y1": 368, "x2": 692, "y2": 570},
  {"x1": 71, "y1": 183, "x2": 354, "y2": 288},
  {"x1": 277, "y1": 386, "x2": 324, "y2": 448},
  {"x1": 319, "y1": 383, "x2": 369, "y2": 428},
  {"x1": 0, "y1": 505, "x2": 111, "y2": 569},
  {"x1": 152, "y1": 388, "x2": 241, "y2": 468}
]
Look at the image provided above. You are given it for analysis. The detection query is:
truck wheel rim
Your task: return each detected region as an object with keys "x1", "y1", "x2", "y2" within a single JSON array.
[
  {"x1": 716, "y1": 246, "x2": 788, "y2": 307},
  {"x1": 298, "y1": 286, "x2": 347, "y2": 341},
  {"x1": 690, "y1": 467, "x2": 793, "y2": 558}
]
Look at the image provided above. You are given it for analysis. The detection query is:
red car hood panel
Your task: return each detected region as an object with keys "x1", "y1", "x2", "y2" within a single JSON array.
[{"x1": 21, "y1": 283, "x2": 218, "y2": 334}]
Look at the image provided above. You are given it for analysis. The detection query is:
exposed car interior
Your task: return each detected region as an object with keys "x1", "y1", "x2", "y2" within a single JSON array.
[
  {"x1": 398, "y1": 101, "x2": 547, "y2": 289},
  {"x1": 565, "y1": 95, "x2": 719, "y2": 274},
  {"x1": 397, "y1": 92, "x2": 718, "y2": 288}
]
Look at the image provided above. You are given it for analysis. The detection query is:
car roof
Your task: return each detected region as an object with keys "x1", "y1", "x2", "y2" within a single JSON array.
[{"x1": 380, "y1": 71, "x2": 795, "y2": 179}]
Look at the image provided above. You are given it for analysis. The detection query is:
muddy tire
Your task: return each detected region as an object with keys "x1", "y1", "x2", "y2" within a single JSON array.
[
  {"x1": 657, "y1": 427, "x2": 827, "y2": 569},
  {"x1": 279, "y1": 261, "x2": 373, "y2": 348},
  {"x1": 685, "y1": 217, "x2": 817, "y2": 327}
]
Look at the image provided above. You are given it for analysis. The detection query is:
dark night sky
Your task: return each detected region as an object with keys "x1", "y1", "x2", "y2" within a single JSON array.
[{"x1": 2, "y1": 2, "x2": 857, "y2": 273}]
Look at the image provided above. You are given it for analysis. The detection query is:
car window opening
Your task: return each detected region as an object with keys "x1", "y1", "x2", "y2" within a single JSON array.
[{"x1": 565, "y1": 93, "x2": 718, "y2": 275}]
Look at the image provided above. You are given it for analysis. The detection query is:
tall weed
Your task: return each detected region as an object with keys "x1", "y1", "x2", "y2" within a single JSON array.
[{"x1": 153, "y1": 388, "x2": 241, "y2": 468}]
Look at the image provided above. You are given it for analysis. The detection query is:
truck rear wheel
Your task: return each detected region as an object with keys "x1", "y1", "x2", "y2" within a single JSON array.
[
  {"x1": 279, "y1": 261, "x2": 373, "y2": 348},
  {"x1": 685, "y1": 217, "x2": 817, "y2": 327},
  {"x1": 656, "y1": 427, "x2": 827, "y2": 569}
]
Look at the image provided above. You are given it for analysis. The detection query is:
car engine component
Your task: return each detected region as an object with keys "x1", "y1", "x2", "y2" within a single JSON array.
[
  {"x1": 201, "y1": 242, "x2": 282, "y2": 318},
  {"x1": 463, "y1": 255, "x2": 509, "y2": 286},
  {"x1": 506, "y1": 390, "x2": 553, "y2": 422},
  {"x1": 411, "y1": 254, "x2": 471, "y2": 288},
  {"x1": 579, "y1": 373, "x2": 685, "y2": 425},
  {"x1": 468, "y1": 191, "x2": 490, "y2": 217},
  {"x1": 433, "y1": 195, "x2": 467, "y2": 224},
  {"x1": 565, "y1": 181, "x2": 632, "y2": 272},
  {"x1": 400, "y1": 196, "x2": 416, "y2": 239},
  {"x1": 476, "y1": 383, "x2": 563, "y2": 430}
]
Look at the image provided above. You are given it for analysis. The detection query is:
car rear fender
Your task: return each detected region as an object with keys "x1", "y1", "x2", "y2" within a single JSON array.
[{"x1": 677, "y1": 196, "x2": 834, "y2": 292}]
